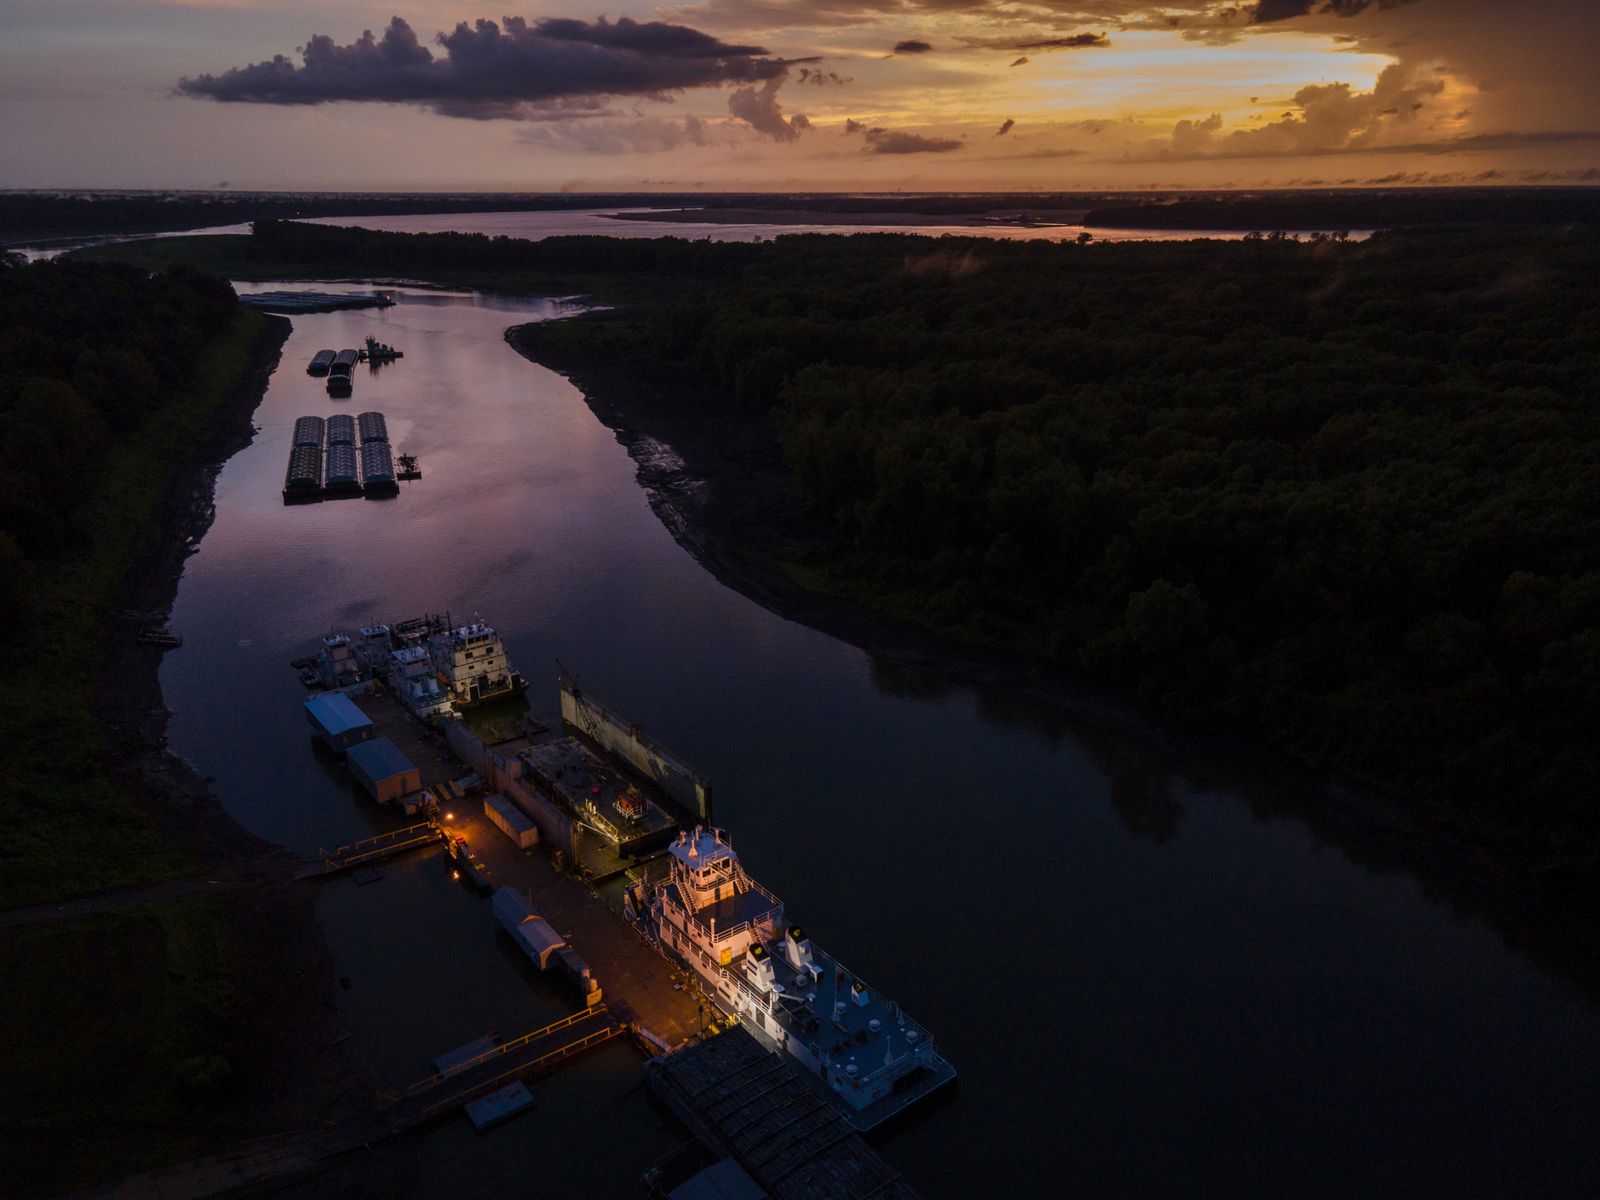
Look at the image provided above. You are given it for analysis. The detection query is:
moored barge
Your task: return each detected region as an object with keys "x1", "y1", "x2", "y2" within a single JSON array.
[
  {"x1": 327, "y1": 348, "x2": 358, "y2": 397},
  {"x1": 283, "y1": 443, "x2": 322, "y2": 503},
  {"x1": 324, "y1": 441, "x2": 362, "y2": 496},
  {"x1": 356, "y1": 410, "x2": 389, "y2": 444},
  {"x1": 361, "y1": 440, "x2": 398, "y2": 496}
]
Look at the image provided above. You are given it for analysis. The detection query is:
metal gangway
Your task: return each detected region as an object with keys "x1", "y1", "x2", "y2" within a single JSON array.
[
  {"x1": 383, "y1": 1007, "x2": 623, "y2": 1126},
  {"x1": 316, "y1": 821, "x2": 446, "y2": 876}
]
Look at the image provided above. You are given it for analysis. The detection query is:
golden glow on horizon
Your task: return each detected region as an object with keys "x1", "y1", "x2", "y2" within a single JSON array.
[{"x1": 0, "y1": 0, "x2": 1591, "y2": 190}]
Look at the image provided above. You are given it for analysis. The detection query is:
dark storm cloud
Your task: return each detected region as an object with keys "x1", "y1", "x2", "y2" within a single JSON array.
[
  {"x1": 892, "y1": 39, "x2": 934, "y2": 53},
  {"x1": 1003, "y1": 33, "x2": 1110, "y2": 50},
  {"x1": 863, "y1": 128, "x2": 964, "y2": 153},
  {"x1": 959, "y1": 32, "x2": 1109, "y2": 51},
  {"x1": 176, "y1": 15, "x2": 786, "y2": 118},
  {"x1": 795, "y1": 67, "x2": 850, "y2": 84},
  {"x1": 1254, "y1": 0, "x2": 1420, "y2": 22}
]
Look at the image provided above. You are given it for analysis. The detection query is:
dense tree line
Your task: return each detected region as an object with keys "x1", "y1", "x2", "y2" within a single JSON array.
[
  {"x1": 0, "y1": 259, "x2": 237, "y2": 621},
  {"x1": 10, "y1": 187, "x2": 1594, "y2": 243},
  {"x1": 98, "y1": 219, "x2": 1600, "y2": 860},
  {"x1": 244, "y1": 218, "x2": 770, "y2": 278},
  {"x1": 0, "y1": 193, "x2": 755, "y2": 242},
  {"x1": 632, "y1": 226, "x2": 1599, "y2": 859},
  {"x1": 1083, "y1": 188, "x2": 1599, "y2": 229}
]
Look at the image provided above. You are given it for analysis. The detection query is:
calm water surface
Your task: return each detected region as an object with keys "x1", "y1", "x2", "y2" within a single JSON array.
[{"x1": 160, "y1": 282, "x2": 1599, "y2": 1199}]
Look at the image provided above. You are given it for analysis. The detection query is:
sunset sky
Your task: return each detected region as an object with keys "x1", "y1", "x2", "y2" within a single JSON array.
[{"x1": 2, "y1": 0, "x2": 1595, "y2": 191}]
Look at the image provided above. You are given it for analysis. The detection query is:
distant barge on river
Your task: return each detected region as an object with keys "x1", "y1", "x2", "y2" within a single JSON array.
[
  {"x1": 240, "y1": 289, "x2": 394, "y2": 315},
  {"x1": 283, "y1": 410, "x2": 407, "y2": 502},
  {"x1": 308, "y1": 338, "x2": 403, "y2": 395}
]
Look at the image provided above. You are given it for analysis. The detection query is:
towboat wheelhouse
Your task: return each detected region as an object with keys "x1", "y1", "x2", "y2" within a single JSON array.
[{"x1": 648, "y1": 826, "x2": 955, "y2": 1129}]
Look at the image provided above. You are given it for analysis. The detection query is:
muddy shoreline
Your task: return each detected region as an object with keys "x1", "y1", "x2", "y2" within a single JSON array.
[
  {"x1": 506, "y1": 317, "x2": 1600, "y2": 1001},
  {"x1": 92, "y1": 313, "x2": 387, "y2": 1167}
]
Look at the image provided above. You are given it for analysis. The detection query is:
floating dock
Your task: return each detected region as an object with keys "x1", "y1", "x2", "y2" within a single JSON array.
[{"x1": 463, "y1": 1082, "x2": 533, "y2": 1131}]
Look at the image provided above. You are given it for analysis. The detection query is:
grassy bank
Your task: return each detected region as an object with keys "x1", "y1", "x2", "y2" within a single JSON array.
[
  {"x1": 0, "y1": 899, "x2": 241, "y2": 1194},
  {"x1": 0, "y1": 262, "x2": 289, "y2": 1192},
  {"x1": 0, "y1": 305, "x2": 271, "y2": 908}
]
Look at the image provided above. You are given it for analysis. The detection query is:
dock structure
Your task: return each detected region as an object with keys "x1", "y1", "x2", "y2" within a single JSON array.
[
  {"x1": 646, "y1": 1029, "x2": 923, "y2": 1200},
  {"x1": 315, "y1": 821, "x2": 446, "y2": 876},
  {"x1": 522, "y1": 736, "x2": 680, "y2": 864},
  {"x1": 96, "y1": 1007, "x2": 625, "y2": 1199},
  {"x1": 386, "y1": 1007, "x2": 622, "y2": 1127}
]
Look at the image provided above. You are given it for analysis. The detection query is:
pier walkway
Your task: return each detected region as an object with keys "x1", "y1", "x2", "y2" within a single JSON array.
[
  {"x1": 306, "y1": 821, "x2": 446, "y2": 877},
  {"x1": 83, "y1": 1008, "x2": 624, "y2": 1200},
  {"x1": 345, "y1": 687, "x2": 709, "y2": 1046},
  {"x1": 384, "y1": 1006, "x2": 622, "y2": 1126}
]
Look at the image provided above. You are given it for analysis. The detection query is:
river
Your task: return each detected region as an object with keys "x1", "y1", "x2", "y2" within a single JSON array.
[
  {"x1": 11, "y1": 205, "x2": 1367, "y2": 264},
  {"x1": 158, "y1": 280, "x2": 1599, "y2": 1198}
]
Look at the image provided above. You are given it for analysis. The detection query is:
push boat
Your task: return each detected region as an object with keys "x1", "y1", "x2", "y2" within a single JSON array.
[{"x1": 640, "y1": 826, "x2": 955, "y2": 1130}]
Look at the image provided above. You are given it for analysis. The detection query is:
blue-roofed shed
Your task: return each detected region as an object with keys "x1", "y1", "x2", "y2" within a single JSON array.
[
  {"x1": 347, "y1": 736, "x2": 421, "y2": 804},
  {"x1": 305, "y1": 692, "x2": 374, "y2": 753}
]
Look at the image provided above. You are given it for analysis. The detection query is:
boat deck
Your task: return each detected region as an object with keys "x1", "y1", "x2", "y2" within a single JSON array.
[{"x1": 667, "y1": 883, "x2": 781, "y2": 936}]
